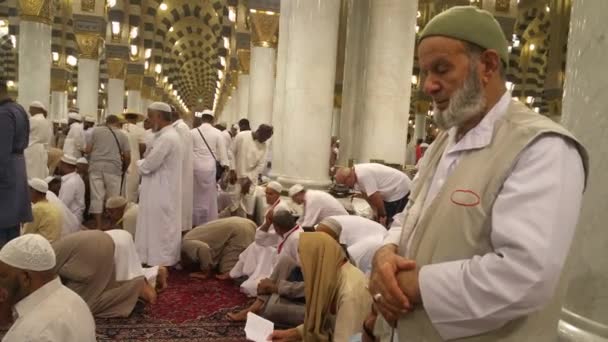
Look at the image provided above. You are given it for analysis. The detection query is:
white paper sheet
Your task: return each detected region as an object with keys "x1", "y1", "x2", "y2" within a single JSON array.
[{"x1": 245, "y1": 312, "x2": 274, "y2": 342}]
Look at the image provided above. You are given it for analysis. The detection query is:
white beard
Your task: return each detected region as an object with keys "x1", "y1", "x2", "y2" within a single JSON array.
[{"x1": 433, "y1": 66, "x2": 487, "y2": 131}]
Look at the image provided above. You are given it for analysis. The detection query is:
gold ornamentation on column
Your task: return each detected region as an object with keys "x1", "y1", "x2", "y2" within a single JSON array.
[
  {"x1": 495, "y1": 0, "x2": 510, "y2": 12},
  {"x1": 81, "y1": 0, "x2": 95, "y2": 13},
  {"x1": 106, "y1": 58, "x2": 126, "y2": 79},
  {"x1": 50, "y1": 77, "x2": 69, "y2": 92},
  {"x1": 75, "y1": 33, "x2": 103, "y2": 59},
  {"x1": 237, "y1": 49, "x2": 250, "y2": 74},
  {"x1": 141, "y1": 85, "x2": 152, "y2": 99},
  {"x1": 19, "y1": 0, "x2": 52, "y2": 24},
  {"x1": 250, "y1": 12, "x2": 279, "y2": 48},
  {"x1": 125, "y1": 74, "x2": 143, "y2": 91}
]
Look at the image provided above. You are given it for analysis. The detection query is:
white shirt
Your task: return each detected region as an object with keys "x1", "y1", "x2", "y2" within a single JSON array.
[
  {"x1": 63, "y1": 122, "x2": 85, "y2": 158},
  {"x1": 298, "y1": 190, "x2": 348, "y2": 228},
  {"x1": 2, "y1": 278, "x2": 96, "y2": 342},
  {"x1": 58, "y1": 172, "x2": 85, "y2": 222},
  {"x1": 384, "y1": 92, "x2": 586, "y2": 339},
  {"x1": 47, "y1": 191, "x2": 81, "y2": 237},
  {"x1": 123, "y1": 122, "x2": 147, "y2": 170},
  {"x1": 191, "y1": 123, "x2": 229, "y2": 170},
  {"x1": 354, "y1": 163, "x2": 411, "y2": 202},
  {"x1": 222, "y1": 130, "x2": 235, "y2": 169},
  {"x1": 232, "y1": 131, "x2": 268, "y2": 181},
  {"x1": 29, "y1": 113, "x2": 53, "y2": 147}
]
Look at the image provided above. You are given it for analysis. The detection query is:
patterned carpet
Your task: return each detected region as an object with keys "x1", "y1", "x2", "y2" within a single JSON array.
[{"x1": 96, "y1": 270, "x2": 252, "y2": 341}]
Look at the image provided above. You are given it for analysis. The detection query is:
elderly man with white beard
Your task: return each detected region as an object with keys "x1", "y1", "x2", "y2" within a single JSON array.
[
  {"x1": 367, "y1": 6, "x2": 588, "y2": 342},
  {"x1": 135, "y1": 102, "x2": 183, "y2": 267}
]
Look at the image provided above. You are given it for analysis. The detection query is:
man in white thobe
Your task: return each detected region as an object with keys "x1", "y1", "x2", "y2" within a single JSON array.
[
  {"x1": 229, "y1": 181, "x2": 297, "y2": 296},
  {"x1": 221, "y1": 124, "x2": 237, "y2": 170},
  {"x1": 135, "y1": 102, "x2": 183, "y2": 267},
  {"x1": 63, "y1": 112, "x2": 85, "y2": 158},
  {"x1": 368, "y1": 7, "x2": 587, "y2": 341},
  {"x1": 45, "y1": 176, "x2": 82, "y2": 237},
  {"x1": 0, "y1": 234, "x2": 96, "y2": 341},
  {"x1": 288, "y1": 185, "x2": 348, "y2": 230},
  {"x1": 122, "y1": 110, "x2": 147, "y2": 203},
  {"x1": 24, "y1": 101, "x2": 53, "y2": 179},
  {"x1": 56, "y1": 154, "x2": 85, "y2": 222},
  {"x1": 190, "y1": 109, "x2": 228, "y2": 226},
  {"x1": 172, "y1": 106, "x2": 194, "y2": 231},
  {"x1": 232, "y1": 124, "x2": 273, "y2": 217}
]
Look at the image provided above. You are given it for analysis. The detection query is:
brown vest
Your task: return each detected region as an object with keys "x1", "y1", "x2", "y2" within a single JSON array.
[{"x1": 378, "y1": 100, "x2": 588, "y2": 341}]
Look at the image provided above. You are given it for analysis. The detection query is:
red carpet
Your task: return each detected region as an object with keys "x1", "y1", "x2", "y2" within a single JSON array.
[{"x1": 94, "y1": 270, "x2": 253, "y2": 341}]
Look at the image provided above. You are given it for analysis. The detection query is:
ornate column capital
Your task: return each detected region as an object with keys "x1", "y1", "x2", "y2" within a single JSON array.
[
  {"x1": 141, "y1": 76, "x2": 156, "y2": 98},
  {"x1": 75, "y1": 32, "x2": 103, "y2": 59},
  {"x1": 125, "y1": 63, "x2": 145, "y2": 90},
  {"x1": 106, "y1": 58, "x2": 126, "y2": 79},
  {"x1": 250, "y1": 11, "x2": 279, "y2": 48},
  {"x1": 237, "y1": 49, "x2": 251, "y2": 74},
  {"x1": 18, "y1": 0, "x2": 53, "y2": 24},
  {"x1": 50, "y1": 67, "x2": 70, "y2": 92}
]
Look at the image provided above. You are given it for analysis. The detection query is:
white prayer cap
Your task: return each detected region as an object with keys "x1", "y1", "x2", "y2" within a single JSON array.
[
  {"x1": 77, "y1": 157, "x2": 88, "y2": 165},
  {"x1": 59, "y1": 118, "x2": 68, "y2": 125},
  {"x1": 84, "y1": 116, "x2": 96, "y2": 123},
  {"x1": 288, "y1": 184, "x2": 305, "y2": 198},
  {"x1": 317, "y1": 217, "x2": 342, "y2": 237},
  {"x1": 28, "y1": 178, "x2": 48, "y2": 194},
  {"x1": 106, "y1": 196, "x2": 128, "y2": 209},
  {"x1": 201, "y1": 109, "x2": 214, "y2": 117},
  {"x1": 267, "y1": 181, "x2": 283, "y2": 194},
  {"x1": 68, "y1": 112, "x2": 82, "y2": 121},
  {"x1": 61, "y1": 154, "x2": 77, "y2": 166},
  {"x1": 30, "y1": 101, "x2": 47, "y2": 112},
  {"x1": 148, "y1": 102, "x2": 172, "y2": 113},
  {"x1": 0, "y1": 234, "x2": 56, "y2": 271}
]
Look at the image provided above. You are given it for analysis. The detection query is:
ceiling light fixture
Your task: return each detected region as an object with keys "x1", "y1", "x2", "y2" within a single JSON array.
[
  {"x1": 52, "y1": 52, "x2": 59, "y2": 62},
  {"x1": 67, "y1": 55, "x2": 78, "y2": 66},
  {"x1": 130, "y1": 26, "x2": 138, "y2": 39},
  {"x1": 169, "y1": 26, "x2": 174, "y2": 32},
  {"x1": 529, "y1": 43, "x2": 535, "y2": 51},
  {"x1": 159, "y1": 3, "x2": 168, "y2": 11},
  {"x1": 155, "y1": 64, "x2": 162, "y2": 74},
  {"x1": 6, "y1": 80, "x2": 14, "y2": 88},
  {"x1": 144, "y1": 48, "x2": 152, "y2": 59},
  {"x1": 223, "y1": 37, "x2": 229, "y2": 49},
  {"x1": 220, "y1": 56, "x2": 226, "y2": 67},
  {"x1": 111, "y1": 21, "x2": 121, "y2": 35},
  {"x1": 228, "y1": 6, "x2": 236, "y2": 22}
]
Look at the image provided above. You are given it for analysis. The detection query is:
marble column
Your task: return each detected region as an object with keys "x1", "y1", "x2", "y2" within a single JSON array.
[
  {"x1": 106, "y1": 58, "x2": 126, "y2": 115},
  {"x1": 270, "y1": 0, "x2": 292, "y2": 179},
  {"x1": 339, "y1": 0, "x2": 371, "y2": 166},
  {"x1": 558, "y1": 1, "x2": 608, "y2": 341},
  {"x1": 414, "y1": 114, "x2": 426, "y2": 142},
  {"x1": 77, "y1": 58, "x2": 100, "y2": 116},
  {"x1": 248, "y1": 12, "x2": 279, "y2": 130},
  {"x1": 17, "y1": 0, "x2": 53, "y2": 110},
  {"x1": 277, "y1": 0, "x2": 341, "y2": 188},
  {"x1": 356, "y1": 0, "x2": 417, "y2": 166},
  {"x1": 50, "y1": 67, "x2": 69, "y2": 122},
  {"x1": 236, "y1": 49, "x2": 250, "y2": 120}
]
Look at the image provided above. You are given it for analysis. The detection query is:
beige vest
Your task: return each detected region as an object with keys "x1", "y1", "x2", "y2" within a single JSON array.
[{"x1": 379, "y1": 100, "x2": 588, "y2": 342}]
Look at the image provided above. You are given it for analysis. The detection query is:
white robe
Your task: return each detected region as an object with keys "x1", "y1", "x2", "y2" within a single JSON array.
[
  {"x1": 105, "y1": 229, "x2": 159, "y2": 285},
  {"x1": 58, "y1": 172, "x2": 85, "y2": 222},
  {"x1": 24, "y1": 113, "x2": 52, "y2": 179},
  {"x1": 229, "y1": 199, "x2": 295, "y2": 296},
  {"x1": 46, "y1": 191, "x2": 81, "y2": 237},
  {"x1": 135, "y1": 125, "x2": 183, "y2": 266},
  {"x1": 63, "y1": 122, "x2": 85, "y2": 158},
  {"x1": 232, "y1": 131, "x2": 268, "y2": 182},
  {"x1": 123, "y1": 123, "x2": 147, "y2": 203},
  {"x1": 222, "y1": 130, "x2": 235, "y2": 169},
  {"x1": 173, "y1": 119, "x2": 194, "y2": 231},
  {"x1": 190, "y1": 123, "x2": 228, "y2": 226},
  {"x1": 298, "y1": 190, "x2": 349, "y2": 227}
]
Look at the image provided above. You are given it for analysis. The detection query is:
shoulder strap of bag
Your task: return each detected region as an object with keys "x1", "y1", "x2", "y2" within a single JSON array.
[
  {"x1": 107, "y1": 126, "x2": 124, "y2": 157},
  {"x1": 196, "y1": 127, "x2": 218, "y2": 163}
]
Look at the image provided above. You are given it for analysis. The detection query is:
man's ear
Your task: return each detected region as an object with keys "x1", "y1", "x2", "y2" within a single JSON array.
[{"x1": 480, "y1": 49, "x2": 502, "y2": 82}]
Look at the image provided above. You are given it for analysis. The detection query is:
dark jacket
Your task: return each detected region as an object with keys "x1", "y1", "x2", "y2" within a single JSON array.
[{"x1": 0, "y1": 98, "x2": 32, "y2": 227}]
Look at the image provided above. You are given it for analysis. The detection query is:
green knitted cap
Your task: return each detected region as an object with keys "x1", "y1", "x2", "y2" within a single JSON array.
[{"x1": 419, "y1": 6, "x2": 509, "y2": 66}]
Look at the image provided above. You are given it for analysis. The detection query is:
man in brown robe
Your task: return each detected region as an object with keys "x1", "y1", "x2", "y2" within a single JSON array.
[
  {"x1": 52, "y1": 230, "x2": 156, "y2": 318},
  {"x1": 182, "y1": 217, "x2": 256, "y2": 280}
]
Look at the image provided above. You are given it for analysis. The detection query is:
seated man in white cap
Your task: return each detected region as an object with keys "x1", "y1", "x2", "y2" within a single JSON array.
[
  {"x1": 190, "y1": 109, "x2": 229, "y2": 226},
  {"x1": 56, "y1": 154, "x2": 85, "y2": 222},
  {"x1": 44, "y1": 176, "x2": 82, "y2": 237},
  {"x1": 86, "y1": 114, "x2": 131, "y2": 230},
  {"x1": 0, "y1": 234, "x2": 96, "y2": 341},
  {"x1": 63, "y1": 112, "x2": 85, "y2": 158},
  {"x1": 288, "y1": 184, "x2": 348, "y2": 230},
  {"x1": 52, "y1": 230, "x2": 158, "y2": 318},
  {"x1": 181, "y1": 217, "x2": 256, "y2": 280},
  {"x1": 171, "y1": 106, "x2": 194, "y2": 232},
  {"x1": 24, "y1": 179, "x2": 62, "y2": 242},
  {"x1": 315, "y1": 216, "x2": 387, "y2": 275},
  {"x1": 105, "y1": 196, "x2": 139, "y2": 238},
  {"x1": 122, "y1": 110, "x2": 147, "y2": 202},
  {"x1": 229, "y1": 181, "x2": 297, "y2": 295},
  {"x1": 136, "y1": 102, "x2": 182, "y2": 267},
  {"x1": 227, "y1": 210, "x2": 305, "y2": 324},
  {"x1": 335, "y1": 163, "x2": 412, "y2": 226},
  {"x1": 24, "y1": 101, "x2": 53, "y2": 180}
]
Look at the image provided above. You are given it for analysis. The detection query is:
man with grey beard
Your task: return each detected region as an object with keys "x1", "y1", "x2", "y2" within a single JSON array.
[{"x1": 367, "y1": 6, "x2": 588, "y2": 342}]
